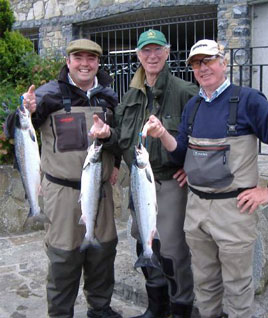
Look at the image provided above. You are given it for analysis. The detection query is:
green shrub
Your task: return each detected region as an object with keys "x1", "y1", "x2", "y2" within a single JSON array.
[
  {"x1": 0, "y1": 30, "x2": 34, "y2": 84},
  {"x1": 0, "y1": 0, "x2": 65, "y2": 164},
  {"x1": 0, "y1": 0, "x2": 15, "y2": 37},
  {"x1": 0, "y1": 54, "x2": 65, "y2": 164},
  {"x1": 0, "y1": 84, "x2": 20, "y2": 164},
  {"x1": 15, "y1": 51, "x2": 65, "y2": 90}
]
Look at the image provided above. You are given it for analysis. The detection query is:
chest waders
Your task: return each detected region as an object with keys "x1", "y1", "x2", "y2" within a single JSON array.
[
  {"x1": 42, "y1": 83, "x2": 118, "y2": 318},
  {"x1": 183, "y1": 86, "x2": 258, "y2": 318},
  {"x1": 184, "y1": 85, "x2": 258, "y2": 196},
  {"x1": 130, "y1": 80, "x2": 194, "y2": 318}
]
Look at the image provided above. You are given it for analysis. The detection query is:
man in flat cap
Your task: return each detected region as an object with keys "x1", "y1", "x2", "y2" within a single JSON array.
[
  {"x1": 90, "y1": 29, "x2": 198, "y2": 318},
  {"x1": 5, "y1": 38, "x2": 122, "y2": 318}
]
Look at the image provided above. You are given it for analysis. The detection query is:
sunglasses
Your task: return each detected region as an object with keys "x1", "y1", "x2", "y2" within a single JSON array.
[{"x1": 189, "y1": 55, "x2": 220, "y2": 69}]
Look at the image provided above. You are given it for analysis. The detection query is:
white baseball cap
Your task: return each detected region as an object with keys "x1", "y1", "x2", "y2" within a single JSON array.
[{"x1": 187, "y1": 39, "x2": 225, "y2": 64}]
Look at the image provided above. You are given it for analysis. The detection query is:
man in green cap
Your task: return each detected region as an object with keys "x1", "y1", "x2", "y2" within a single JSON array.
[
  {"x1": 90, "y1": 29, "x2": 198, "y2": 318},
  {"x1": 5, "y1": 38, "x2": 122, "y2": 318}
]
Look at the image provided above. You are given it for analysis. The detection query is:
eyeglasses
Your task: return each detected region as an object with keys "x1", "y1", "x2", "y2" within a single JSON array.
[
  {"x1": 189, "y1": 55, "x2": 219, "y2": 69},
  {"x1": 140, "y1": 47, "x2": 166, "y2": 57}
]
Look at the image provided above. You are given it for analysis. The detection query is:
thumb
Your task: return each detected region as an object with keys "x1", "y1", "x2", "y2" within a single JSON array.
[
  {"x1": 93, "y1": 114, "x2": 104, "y2": 126},
  {"x1": 28, "y1": 84, "x2": 35, "y2": 94}
]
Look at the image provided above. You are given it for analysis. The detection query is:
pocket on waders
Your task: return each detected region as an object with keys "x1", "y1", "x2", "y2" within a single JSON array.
[
  {"x1": 54, "y1": 112, "x2": 88, "y2": 152},
  {"x1": 184, "y1": 143, "x2": 234, "y2": 188}
]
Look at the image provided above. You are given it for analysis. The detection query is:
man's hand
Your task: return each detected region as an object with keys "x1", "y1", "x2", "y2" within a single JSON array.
[
  {"x1": 237, "y1": 187, "x2": 268, "y2": 214},
  {"x1": 173, "y1": 168, "x2": 187, "y2": 187},
  {"x1": 89, "y1": 114, "x2": 111, "y2": 139},
  {"x1": 23, "y1": 85, "x2": 36, "y2": 113},
  {"x1": 109, "y1": 167, "x2": 119, "y2": 186},
  {"x1": 142, "y1": 115, "x2": 166, "y2": 139}
]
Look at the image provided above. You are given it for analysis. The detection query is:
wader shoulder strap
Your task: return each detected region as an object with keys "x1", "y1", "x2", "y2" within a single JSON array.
[
  {"x1": 58, "y1": 82, "x2": 72, "y2": 113},
  {"x1": 187, "y1": 85, "x2": 241, "y2": 136},
  {"x1": 227, "y1": 85, "x2": 241, "y2": 136},
  {"x1": 187, "y1": 97, "x2": 202, "y2": 135}
]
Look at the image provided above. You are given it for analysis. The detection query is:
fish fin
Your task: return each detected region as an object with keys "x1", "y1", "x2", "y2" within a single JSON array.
[
  {"x1": 27, "y1": 207, "x2": 34, "y2": 218},
  {"x1": 145, "y1": 168, "x2": 153, "y2": 183},
  {"x1": 83, "y1": 155, "x2": 91, "y2": 169},
  {"x1": 153, "y1": 229, "x2": 160, "y2": 241},
  {"x1": 134, "y1": 253, "x2": 161, "y2": 270},
  {"x1": 38, "y1": 185, "x2": 43, "y2": 196},
  {"x1": 78, "y1": 216, "x2": 85, "y2": 225},
  {"x1": 80, "y1": 237, "x2": 101, "y2": 251},
  {"x1": 28, "y1": 128, "x2": 36, "y2": 142}
]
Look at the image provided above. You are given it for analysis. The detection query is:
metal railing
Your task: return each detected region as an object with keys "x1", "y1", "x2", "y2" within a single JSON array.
[{"x1": 101, "y1": 46, "x2": 268, "y2": 155}]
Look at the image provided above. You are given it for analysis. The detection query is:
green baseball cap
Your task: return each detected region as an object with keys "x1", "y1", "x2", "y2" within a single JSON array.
[{"x1": 137, "y1": 29, "x2": 168, "y2": 50}]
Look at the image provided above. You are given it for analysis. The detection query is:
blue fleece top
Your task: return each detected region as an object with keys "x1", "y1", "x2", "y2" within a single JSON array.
[{"x1": 171, "y1": 84, "x2": 268, "y2": 163}]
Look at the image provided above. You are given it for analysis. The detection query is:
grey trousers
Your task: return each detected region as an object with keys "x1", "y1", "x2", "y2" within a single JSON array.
[
  {"x1": 184, "y1": 191, "x2": 258, "y2": 318},
  {"x1": 131, "y1": 179, "x2": 194, "y2": 305}
]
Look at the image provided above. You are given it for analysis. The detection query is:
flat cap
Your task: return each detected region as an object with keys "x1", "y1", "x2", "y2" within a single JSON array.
[{"x1": 66, "y1": 39, "x2": 102, "y2": 56}]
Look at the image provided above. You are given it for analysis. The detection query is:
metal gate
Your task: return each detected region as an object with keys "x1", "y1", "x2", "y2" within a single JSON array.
[
  {"x1": 77, "y1": 8, "x2": 268, "y2": 155},
  {"x1": 77, "y1": 6, "x2": 217, "y2": 100}
]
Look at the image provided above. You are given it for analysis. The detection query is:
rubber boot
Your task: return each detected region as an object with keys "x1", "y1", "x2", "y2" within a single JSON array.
[
  {"x1": 131, "y1": 285, "x2": 170, "y2": 318},
  {"x1": 171, "y1": 302, "x2": 193, "y2": 318}
]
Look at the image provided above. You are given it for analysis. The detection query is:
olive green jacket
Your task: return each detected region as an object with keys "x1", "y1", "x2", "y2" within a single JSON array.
[{"x1": 106, "y1": 63, "x2": 198, "y2": 180}]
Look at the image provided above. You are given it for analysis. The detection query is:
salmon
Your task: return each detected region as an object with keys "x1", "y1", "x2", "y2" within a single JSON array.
[
  {"x1": 14, "y1": 98, "x2": 49, "y2": 225},
  {"x1": 130, "y1": 143, "x2": 161, "y2": 269}
]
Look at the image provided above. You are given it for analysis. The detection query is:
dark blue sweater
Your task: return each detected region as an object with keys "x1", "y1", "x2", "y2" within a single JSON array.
[{"x1": 171, "y1": 84, "x2": 268, "y2": 163}]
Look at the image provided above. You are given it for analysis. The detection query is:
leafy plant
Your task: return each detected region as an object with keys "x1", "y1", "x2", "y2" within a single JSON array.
[
  {"x1": 0, "y1": 0, "x2": 15, "y2": 37},
  {"x1": 15, "y1": 51, "x2": 65, "y2": 90},
  {"x1": 0, "y1": 84, "x2": 20, "y2": 164},
  {"x1": 0, "y1": 30, "x2": 34, "y2": 84},
  {"x1": 0, "y1": 54, "x2": 65, "y2": 164}
]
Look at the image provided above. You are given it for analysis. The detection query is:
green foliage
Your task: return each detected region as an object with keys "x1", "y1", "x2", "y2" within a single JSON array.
[
  {"x1": 0, "y1": 53, "x2": 65, "y2": 164},
  {"x1": 0, "y1": 0, "x2": 15, "y2": 37},
  {"x1": 15, "y1": 51, "x2": 65, "y2": 90},
  {"x1": 0, "y1": 30, "x2": 34, "y2": 84},
  {"x1": 0, "y1": 0, "x2": 65, "y2": 164},
  {"x1": 0, "y1": 84, "x2": 20, "y2": 164}
]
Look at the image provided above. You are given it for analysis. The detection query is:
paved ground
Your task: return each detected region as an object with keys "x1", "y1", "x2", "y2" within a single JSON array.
[
  {"x1": 1, "y1": 218, "x2": 268, "y2": 318},
  {"x1": 0, "y1": 222, "x2": 146, "y2": 318}
]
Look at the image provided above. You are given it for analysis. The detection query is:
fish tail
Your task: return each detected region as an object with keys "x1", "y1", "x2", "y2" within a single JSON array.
[
  {"x1": 134, "y1": 252, "x2": 161, "y2": 270},
  {"x1": 80, "y1": 237, "x2": 101, "y2": 252},
  {"x1": 24, "y1": 209, "x2": 51, "y2": 227}
]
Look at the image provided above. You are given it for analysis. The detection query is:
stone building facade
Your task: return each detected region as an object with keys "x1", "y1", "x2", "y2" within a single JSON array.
[
  {"x1": 10, "y1": 0, "x2": 252, "y2": 55},
  {"x1": 9, "y1": 0, "x2": 268, "y2": 96}
]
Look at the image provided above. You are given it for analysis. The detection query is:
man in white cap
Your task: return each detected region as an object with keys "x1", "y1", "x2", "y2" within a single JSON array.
[
  {"x1": 5, "y1": 38, "x2": 122, "y2": 318},
  {"x1": 139, "y1": 39, "x2": 268, "y2": 318}
]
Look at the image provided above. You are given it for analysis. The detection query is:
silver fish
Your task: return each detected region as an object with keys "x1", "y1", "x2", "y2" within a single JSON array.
[
  {"x1": 14, "y1": 100, "x2": 49, "y2": 225},
  {"x1": 79, "y1": 141, "x2": 103, "y2": 251},
  {"x1": 130, "y1": 143, "x2": 160, "y2": 269}
]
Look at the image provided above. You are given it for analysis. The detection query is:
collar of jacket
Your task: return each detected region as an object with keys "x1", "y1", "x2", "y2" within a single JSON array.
[
  {"x1": 130, "y1": 62, "x2": 170, "y2": 99},
  {"x1": 58, "y1": 64, "x2": 114, "y2": 87}
]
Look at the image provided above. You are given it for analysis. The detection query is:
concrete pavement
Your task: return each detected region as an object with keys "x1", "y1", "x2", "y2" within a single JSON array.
[
  {"x1": 0, "y1": 221, "x2": 146, "y2": 318},
  {"x1": 0, "y1": 219, "x2": 268, "y2": 318}
]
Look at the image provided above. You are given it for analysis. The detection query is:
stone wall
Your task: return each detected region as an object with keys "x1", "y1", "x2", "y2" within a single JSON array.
[
  {"x1": 0, "y1": 163, "x2": 130, "y2": 234},
  {"x1": 9, "y1": 0, "x2": 251, "y2": 57},
  {"x1": 1, "y1": 160, "x2": 268, "y2": 295},
  {"x1": 0, "y1": 165, "x2": 43, "y2": 234}
]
